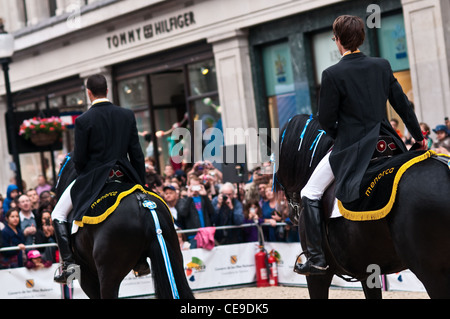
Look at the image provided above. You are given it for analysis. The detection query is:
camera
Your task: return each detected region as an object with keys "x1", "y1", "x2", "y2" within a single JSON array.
[
  {"x1": 191, "y1": 185, "x2": 201, "y2": 192},
  {"x1": 196, "y1": 162, "x2": 205, "y2": 171},
  {"x1": 222, "y1": 195, "x2": 228, "y2": 202},
  {"x1": 44, "y1": 218, "x2": 51, "y2": 226}
]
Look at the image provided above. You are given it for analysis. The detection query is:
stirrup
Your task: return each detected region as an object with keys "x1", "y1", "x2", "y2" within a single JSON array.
[
  {"x1": 53, "y1": 263, "x2": 77, "y2": 285},
  {"x1": 293, "y1": 252, "x2": 329, "y2": 276}
]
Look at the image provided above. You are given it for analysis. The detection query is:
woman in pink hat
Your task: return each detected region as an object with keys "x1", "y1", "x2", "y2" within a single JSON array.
[{"x1": 25, "y1": 250, "x2": 52, "y2": 270}]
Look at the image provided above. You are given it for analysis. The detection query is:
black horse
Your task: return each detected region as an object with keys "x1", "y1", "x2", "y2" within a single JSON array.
[
  {"x1": 54, "y1": 154, "x2": 194, "y2": 299},
  {"x1": 276, "y1": 114, "x2": 450, "y2": 299}
]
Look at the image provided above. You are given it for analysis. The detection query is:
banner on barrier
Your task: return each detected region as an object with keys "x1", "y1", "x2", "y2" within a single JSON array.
[
  {"x1": 1, "y1": 242, "x2": 426, "y2": 299},
  {"x1": 75, "y1": 243, "x2": 258, "y2": 299},
  {"x1": 182, "y1": 242, "x2": 257, "y2": 290},
  {"x1": 0, "y1": 265, "x2": 61, "y2": 299},
  {"x1": 386, "y1": 270, "x2": 426, "y2": 292}
]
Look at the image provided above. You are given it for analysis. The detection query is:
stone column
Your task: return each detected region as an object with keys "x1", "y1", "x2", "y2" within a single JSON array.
[
  {"x1": 0, "y1": 0, "x2": 27, "y2": 32},
  {"x1": 56, "y1": 0, "x2": 70, "y2": 15},
  {"x1": 208, "y1": 30, "x2": 261, "y2": 168},
  {"x1": 24, "y1": 0, "x2": 50, "y2": 26},
  {"x1": 402, "y1": 0, "x2": 450, "y2": 129}
]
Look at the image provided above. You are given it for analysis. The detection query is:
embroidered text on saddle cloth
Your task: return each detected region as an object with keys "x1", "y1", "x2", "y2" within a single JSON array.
[
  {"x1": 338, "y1": 150, "x2": 443, "y2": 221},
  {"x1": 74, "y1": 182, "x2": 171, "y2": 228}
]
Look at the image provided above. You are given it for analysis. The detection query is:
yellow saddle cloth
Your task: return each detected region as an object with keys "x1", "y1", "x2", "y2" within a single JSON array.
[
  {"x1": 338, "y1": 150, "x2": 449, "y2": 221},
  {"x1": 74, "y1": 182, "x2": 169, "y2": 228}
]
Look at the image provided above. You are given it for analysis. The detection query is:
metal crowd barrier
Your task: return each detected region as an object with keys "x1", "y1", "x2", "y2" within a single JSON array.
[
  {"x1": 176, "y1": 222, "x2": 288, "y2": 234},
  {"x1": 0, "y1": 223, "x2": 290, "y2": 253},
  {"x1": 0, "y1": 243, "x2": 58, "y2": 253}
]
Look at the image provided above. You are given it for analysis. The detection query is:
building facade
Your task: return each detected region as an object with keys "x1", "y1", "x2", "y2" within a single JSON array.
[{"x1": 0, "y1": 0, "x2": 449, "y2": 193}]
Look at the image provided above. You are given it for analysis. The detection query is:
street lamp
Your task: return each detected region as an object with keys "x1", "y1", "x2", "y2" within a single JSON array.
[{"x1": 0, "y1": 19, "x2": 23, "y2": 193}]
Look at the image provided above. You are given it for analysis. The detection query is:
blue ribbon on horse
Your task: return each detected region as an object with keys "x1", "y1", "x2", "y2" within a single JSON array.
[
  {"x1": 280, "y1": 117, "x2": 293, "y2": 152},
  {"x1": 309, "y1": 130, "x2": 327, "y2": 167},
  {"x1": 298, "y1": 114, "x2": 313, "y2": 151},
  {"x1": 56, "y1": 155, "x2": 72, "y2": 189},
  {"x1": 270, "y1": 153, "x2": 277, "y2": 192},
  {"x1": 142, "y1": 200, "x2": 179, "y2": 299}
]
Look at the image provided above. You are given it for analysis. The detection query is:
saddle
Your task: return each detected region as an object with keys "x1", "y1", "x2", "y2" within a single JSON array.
[
  {"x1": 74, "y1": 181, "x2": 168, "y2": 228},
  {"x1": 335, "y1": 150, "x2": 448, "y2": 221},
  {"x1": 288, "y1": 138, "x2": 448, "y2": 224}
]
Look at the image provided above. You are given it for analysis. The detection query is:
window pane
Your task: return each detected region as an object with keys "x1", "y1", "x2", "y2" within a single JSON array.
[
  {"x1": 191, "y1": 96, "x2": 222, "y2": 162},
  {"x1": 66, "y1": 91, "x2": 87, "y2": 108},
  {"x1": 262, "y1": 42, "x2": 298, "y2": 128},
  {"x1": 39, "y1": 96, "x2": 64, "y2": 109},
  {"x1": 312, "y1": 30, "x2": 341, "y2": 85},
  {"x1": 377, "y1": 14, "x2": 409, "y2": 72},
  {"x1": 192, "y1": 96, "x2": 222, "y2": 133},
  {"x1": 135, "y1": 110, "x2": 152, "y2": 157},
  {"x1": 188, "y1": 60, "x2": 218, "y2": 96},
  {"x1": 262, "y1": 42, "x2": 295, "y2": 96},
  {"x1": 118, "y1": 76, "x2": 149, "y2": 110}
]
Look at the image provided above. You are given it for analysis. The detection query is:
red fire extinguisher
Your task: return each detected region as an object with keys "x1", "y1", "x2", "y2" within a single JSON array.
[
  {"x1": 255, "y1": 246, "x2": 269, "y2": 287},
  {"x1": 268, "y1": 250, "x2": 279, "y2": 287}
]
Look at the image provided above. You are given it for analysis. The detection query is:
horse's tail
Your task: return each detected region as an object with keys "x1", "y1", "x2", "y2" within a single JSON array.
[{"x1": 141, "y1": 195, "x2": 195, "y2": 299}]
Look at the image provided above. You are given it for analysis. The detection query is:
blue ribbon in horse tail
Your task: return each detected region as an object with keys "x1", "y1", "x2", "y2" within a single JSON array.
[
  {"x1": 298, "y1": 114, "x2": 313, "y2": 151},
  {"x1": 309, "y1": 130, "x2": 327, "y2": 167},
  {"x1": 280, "y1": 117, "x2": 293, "y2": 153},
  {"x1": 55, "y1": 154, "x2": 72, "y2": 189},
  {"x1": 271, "y1": 153, "x2": 277, "y2": 192},
  {"x1": 142, "y1": 200, "x2": 180, "y2": 299}
]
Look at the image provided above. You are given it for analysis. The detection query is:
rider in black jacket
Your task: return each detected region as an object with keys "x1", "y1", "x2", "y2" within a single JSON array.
[{"x1": 51, "y1": 74, "x2": 145, "y2": 283}]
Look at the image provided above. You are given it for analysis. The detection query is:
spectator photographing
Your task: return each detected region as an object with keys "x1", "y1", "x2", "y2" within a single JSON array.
[
  {"x1": 176, "y1": 176, "x2": 215, "y2": 248},
  {"x1": 212, "y1": 183, "x2": 244, "y2": 245}
]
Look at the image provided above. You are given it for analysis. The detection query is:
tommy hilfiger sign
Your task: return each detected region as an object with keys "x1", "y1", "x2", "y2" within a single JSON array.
[{"x1": 106, "y1": 11, "x2": 196, "y2": 50}]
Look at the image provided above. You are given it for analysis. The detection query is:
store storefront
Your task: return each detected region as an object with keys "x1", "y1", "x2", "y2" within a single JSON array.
[
  {"x1": 113, "y1": 41, "x2": 221, "y2": 171},
  {"x1": 248, "y1": 0, "x2": 411, "y2": 132},
  {"x1": 1, "y1": 0, "x2": 449, "y2": 193}
]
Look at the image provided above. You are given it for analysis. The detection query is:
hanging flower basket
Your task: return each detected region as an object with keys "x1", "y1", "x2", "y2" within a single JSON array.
[
  {"x1": 30, "y1": 131, "x2": 59, "y2": 147},
  {"x1": 19, "y1": 116, "x2": 66, "y2": 147}
]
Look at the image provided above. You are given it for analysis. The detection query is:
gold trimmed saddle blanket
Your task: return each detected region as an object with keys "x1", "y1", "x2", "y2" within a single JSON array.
[
  {"x1": 73, "y1": 182, "x2": 170, "y2": 228},
  {"x1": 338, "y1": 150, "x2": 449, "y2": 221}
]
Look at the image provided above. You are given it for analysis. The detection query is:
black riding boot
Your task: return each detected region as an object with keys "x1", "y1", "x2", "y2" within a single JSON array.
[
  {"x1": 53, "y1": 220, "x2": 76, "y2": 284},
  {"x1": 294, "y1": 197, "x2": 328, "y2": 275}
]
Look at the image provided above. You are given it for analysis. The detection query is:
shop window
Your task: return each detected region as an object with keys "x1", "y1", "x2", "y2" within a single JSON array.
[
  {"x1": 377, "y1": 13, "x2": 412, "y2": 134},
  {"x1": 188, "y1": 60, "x2": 218, "y2": 96},
  {"x1": 66, "y1": 91, "x2": 87, "y2": 108},
  {"x1": 262, "y1": 42, "x2": 297, "y2": 129},
  {"x1": 115, "y1": 57, "x2": 220, "y2": 170},
  {"x1": 117, "y1": 75, "x2": 151, "y2": 155},
  {"x1": 377, "y1": 13, "x2": 409, "y2": 72},
  {"x1": 187, "y1": 60, "x2": 221, "y2": 162},
  {"x1": 118, "y1": 75, "x2": 149, "y2": 110},
  {"x1": 311, "y1": 30, "x2": 341, "y2": 85}
]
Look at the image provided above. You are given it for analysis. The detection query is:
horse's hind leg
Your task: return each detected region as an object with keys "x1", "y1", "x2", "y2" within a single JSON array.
[
  {"x1": 306, "y1": 272, "x2": 333, "y2": 299},
  {"x1": 95, "y1": 254, "x2": 137, "y2": 299},
  {"x1": 79, "y1": 266, "x2": 101, "y2": 299},
  {"x1": 415, "y1": 271, "x2": 450, "y2": 299},
  {"x1": 361, "y1": 280, "x2": 382, "y2": 299}
]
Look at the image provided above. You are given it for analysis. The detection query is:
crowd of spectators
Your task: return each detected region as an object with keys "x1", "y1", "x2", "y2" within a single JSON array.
[
  {"x1": 0, "y1": 175, "x2": 58, "y2": 270},
  {"x1": 0, "y1": 158, "x2": 295, "y2": 269},
  {"x1": 144, "y1": 157, "x2": 298, "y2": 251}
]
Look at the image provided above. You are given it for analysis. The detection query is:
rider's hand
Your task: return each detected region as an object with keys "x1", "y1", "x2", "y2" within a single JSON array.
[{"x1": 418, "y1": 138, "x2": 427, "y2": 150}]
